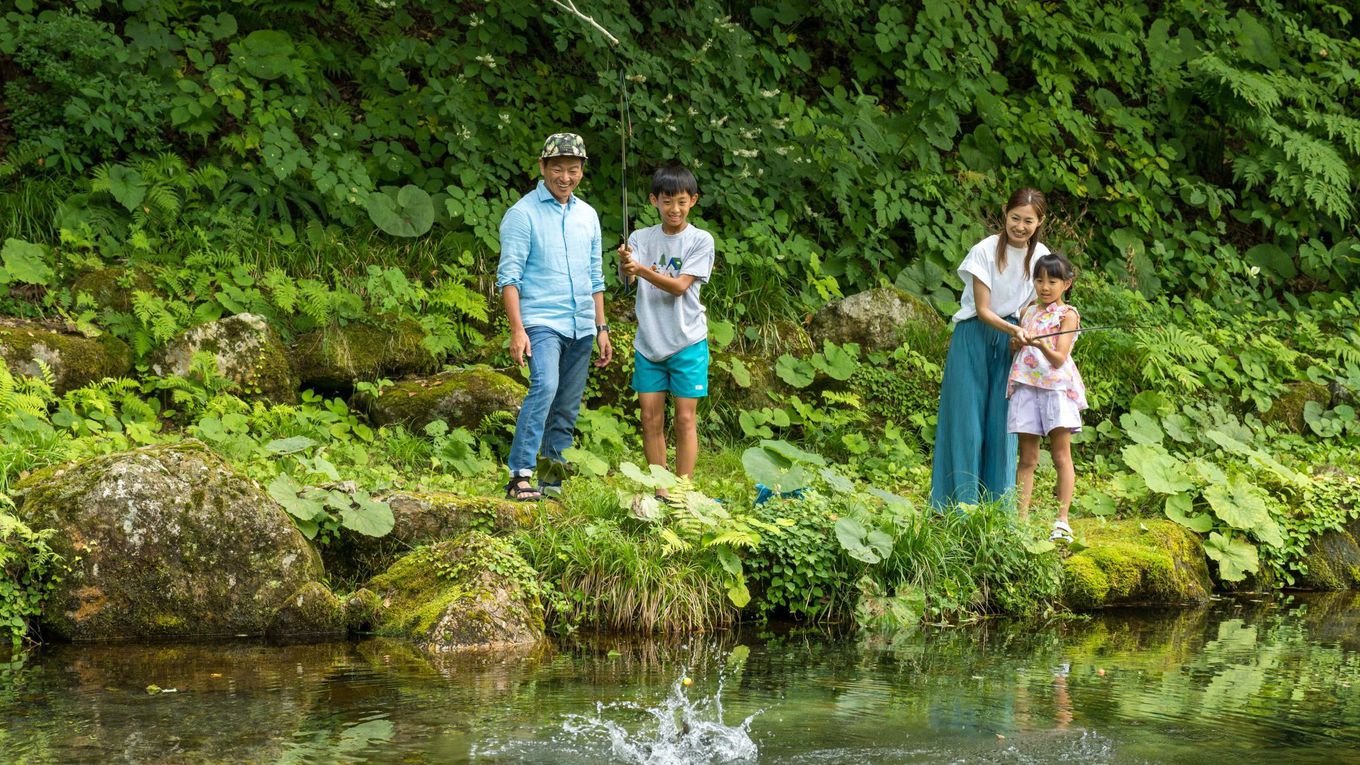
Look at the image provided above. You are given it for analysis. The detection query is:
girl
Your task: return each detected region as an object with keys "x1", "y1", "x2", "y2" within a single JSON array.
[
  {"x1": 930, "y1": 188, "x2": 1050, "y2": 510},
  {"x1": 1007, "y1": 253, "x2": 1087, "y2": 540}
]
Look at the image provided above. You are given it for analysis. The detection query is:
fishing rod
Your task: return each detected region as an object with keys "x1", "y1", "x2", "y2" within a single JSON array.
[
  {"x1": 547, "y1": 1, "x2": 635, "y2": 293},
  {"x1": 1029, "y1": 316, "x2": 1291, "y2": 341},
  {"x1": 618, "y1": 68, "x2": 634, "y2": 293}
]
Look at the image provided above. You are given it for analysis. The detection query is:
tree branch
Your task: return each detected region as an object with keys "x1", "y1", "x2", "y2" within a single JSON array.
[{"x1": 547, "y1": 0, "x2": 621, "y2": 46}]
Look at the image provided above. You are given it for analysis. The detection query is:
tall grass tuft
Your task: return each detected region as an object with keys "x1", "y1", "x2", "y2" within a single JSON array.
[{"x1": 514, "y1": 480, "x2": 737, "y2": 633}]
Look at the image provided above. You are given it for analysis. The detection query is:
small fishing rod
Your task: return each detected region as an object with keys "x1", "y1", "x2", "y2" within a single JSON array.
[
  {"x1": 1029, "y1": 324, "x2": 1158, "y2": 340},
  {"x1": 1030, "y1": 316, "x2": 1291, "y2": 341}
]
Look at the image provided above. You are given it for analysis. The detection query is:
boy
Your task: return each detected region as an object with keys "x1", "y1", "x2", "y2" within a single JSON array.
[
  {"x1": 496, "y1": 133, "x2": 614, "y2": 501},
  {"x1": 617, "y1": 163, "x2": 715, "y2": 486}
]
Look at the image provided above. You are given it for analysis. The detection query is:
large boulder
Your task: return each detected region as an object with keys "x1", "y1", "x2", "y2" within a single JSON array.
[
  {"x1": 0, "y1": 318, "x2": 132, "y2": 394},
  {"x1": 1061, "y1": 519, "x2": 1213, "y2": 610},
  {"x1": 809, "y1": 287, "x2": 945, "y2": 352},
  {"x1": 150, "y1": 313, "x2": 297, "y2": 403},
  {"x1": 356, "y1": 366, "x2": 525, "y2": 432},
  {"x1": 1261, "y1": 381, "x2": 1331, "y2": 434},
  {"x1": 322, "y1": 491, "x2": 534, "y2": 585},
  {"x1": 292, "y1": 318, "x2": 429, "y2": 389},
  {"x1": 71, "y1": 267, "x2": 155, "y2": 313},
  {"x1": 367, "y1": 532, "x2": 545, "y2": 653},
  {"x1": 12, "y1": 441, "x2": 329, "y2": 641}
]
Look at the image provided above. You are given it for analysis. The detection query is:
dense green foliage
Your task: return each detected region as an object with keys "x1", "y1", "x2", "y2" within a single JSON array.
[
  {"x1": 0, "y1": 1, "x2": 1358, "y2": 639},
  {"x1": 2, "y1": 0, "x2": 1358, "y2": 312}
]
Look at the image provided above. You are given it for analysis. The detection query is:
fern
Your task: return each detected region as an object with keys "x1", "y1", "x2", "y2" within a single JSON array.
[
  {"x1": 297, "y1": 279, "x2": 337, "y2": 325},
  {"x1": 262, "y1": 269, "x2": 299, "y2": 314},
  {"x1": 1134, "y1": 326, "x2": 1219, "y2": 392}
]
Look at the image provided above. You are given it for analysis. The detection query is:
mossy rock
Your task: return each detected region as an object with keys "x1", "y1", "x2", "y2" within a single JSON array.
[
  {"x1": 344, "y1": 588, "x2": 384, "y2": 632},
  {"x1": 1061, "y1": 519, "x2": 1212, "y2": 610},
  {"x1": 266, "y1": 581, "x2": 346, "y2": 638},
  {"x1": 0, "y1": 318, "x2": 132, "y2": 394},
  {"x1": 709, "y1": 349, "x2": 783, "y2": 412},
  {"x1": 323, "y1": 491, "x2": 534, "y2": 585},
  {"x1": 71, "y1": 267, "x2": 155, "y2": 313},
  {"x1": 151, "y1": 313, "x2": 297, "y2": 404},
  {"x1": 1260, "y1": 381, "x2": 1330, "y2": 434},
  {"x1": 12, "y1": 440, "x2": 326, "y2": 641},
  {"x1": 366, "y1": 532, "x2": 545, "y2": 653},
  {"x1": 809, "y1": 287, "x2": 946, "y2": 352},
  {"x1": 1294, "y1": 524, "x2": 1360, "y2": 591},
  {"x1": 292, "y1": 318, "x2": 430, "y2": 389},
  {"x1": 356, "y1": 365, "x2": 525, "y2": 432}
]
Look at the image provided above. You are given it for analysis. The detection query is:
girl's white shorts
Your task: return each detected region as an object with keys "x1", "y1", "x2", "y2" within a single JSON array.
[{"x1": 1007, "y1": 383, "x2": 1083, "y2": 435}]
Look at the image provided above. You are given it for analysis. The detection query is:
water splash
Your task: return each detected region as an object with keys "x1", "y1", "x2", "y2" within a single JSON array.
[{"x1": 561, "y1": 672, "x2": 759, "y2": 764}]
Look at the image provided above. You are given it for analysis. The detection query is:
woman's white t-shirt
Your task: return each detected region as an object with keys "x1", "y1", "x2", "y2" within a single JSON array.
[{"x1": 951, "y1": 234, "x2": 1050, "y2": 323}]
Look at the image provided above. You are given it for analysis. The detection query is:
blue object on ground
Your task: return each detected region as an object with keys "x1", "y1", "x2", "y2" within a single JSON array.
[{"x1": 754, "y1": 483, "x2": 807, "y2": 506}]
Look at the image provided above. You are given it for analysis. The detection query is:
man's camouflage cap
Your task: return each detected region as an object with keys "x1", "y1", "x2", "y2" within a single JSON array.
[{"x1": 540, "y1": 133, "x2": 588, "y2": 160}]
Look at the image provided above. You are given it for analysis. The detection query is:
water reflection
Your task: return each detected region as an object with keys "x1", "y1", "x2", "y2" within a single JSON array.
[{"x1": 1, "y1": 593, "x2": 1357, "y2": 763}]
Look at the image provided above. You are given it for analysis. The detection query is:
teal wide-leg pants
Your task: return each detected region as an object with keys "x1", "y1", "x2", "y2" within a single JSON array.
[{"x1": 929, "y1": 317, "x2": 1017, "y2": 510}]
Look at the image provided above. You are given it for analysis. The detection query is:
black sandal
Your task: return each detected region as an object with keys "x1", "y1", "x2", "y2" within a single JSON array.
[{"x1": 506, "y1": 476, "x2": 542, "y2": 502}]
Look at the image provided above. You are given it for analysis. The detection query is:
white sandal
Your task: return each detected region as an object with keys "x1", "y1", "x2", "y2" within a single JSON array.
[{"x1": 1050, "y1": 520, "x2": 1073, "y2": 542}]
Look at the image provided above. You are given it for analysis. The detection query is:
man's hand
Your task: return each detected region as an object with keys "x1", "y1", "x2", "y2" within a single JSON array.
[
  {"x1": 595, "y1": 330, "x2": 613, "y2": 367},
  {"x1": 510, "y1": 327, "x2": 531, "y2": 366}
]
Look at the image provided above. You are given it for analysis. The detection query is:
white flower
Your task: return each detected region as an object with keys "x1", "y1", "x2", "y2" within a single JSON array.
[
  {"x1": 474, "y1": 54, "x2": 497, "y2": 69},
  {"x1": 732, "y1": 148, "x2": 759, "y2": 158},
  {"x1": 761, "y1": 89, "x2": 780, "y2": 98},
  {"x1": 1249, "y1": 266, "x2": 1261, "y2": 276},
  {"x1": 468, "y1": 14, "x2": 484, "y2": 28},
  {"x1": 771, "y1": 118, "x2": 789, "y2": 129}
]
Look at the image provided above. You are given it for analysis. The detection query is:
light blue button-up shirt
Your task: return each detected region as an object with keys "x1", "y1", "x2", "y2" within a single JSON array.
[{"x1": 496, "y1": 181, "x2": 604, "y2": 340}]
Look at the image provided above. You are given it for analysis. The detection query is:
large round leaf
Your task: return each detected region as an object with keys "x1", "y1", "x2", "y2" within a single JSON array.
[
  {"x1": 741, "y1": 446, "x2": 808, "y2": 492},
  {"x1": 366, "y1": 185, "x2": 435, "y2": 237},
  {"x1": 1121, "y1": 443, "x2": 1194, "y2": 494},
  {"x1": 1204, "y1": 531, "x2": 1259, "y2": 582},
  {"x1": 237, "y1": 30, "x2": 295, "y2": 80}
]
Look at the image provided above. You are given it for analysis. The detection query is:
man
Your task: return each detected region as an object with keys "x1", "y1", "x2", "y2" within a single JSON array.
[{"x1": 496, "y1": 133, "x2": 613, "y2": 500}]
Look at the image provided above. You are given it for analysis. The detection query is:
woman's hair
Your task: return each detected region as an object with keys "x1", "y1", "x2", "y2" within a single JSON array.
[
  {"x1": 1033, "y1": 252, "x2": 1076, "y2": 284},
  {"x1": 651, "y1": 163, "x2": 700, "y2": 196},
  {"x1": 995, "y1": 187, "x2": 1048, "y2": 274}
]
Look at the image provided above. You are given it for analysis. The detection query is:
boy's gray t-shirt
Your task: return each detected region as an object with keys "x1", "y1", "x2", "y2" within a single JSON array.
[{"x1": 628, "y1": 223, "x2": 715, "y2": 361}]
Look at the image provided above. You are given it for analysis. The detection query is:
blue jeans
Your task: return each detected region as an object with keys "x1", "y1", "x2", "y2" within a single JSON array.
[{"x1": 507, "y1": 325, "x2": 595, "y2": 476}]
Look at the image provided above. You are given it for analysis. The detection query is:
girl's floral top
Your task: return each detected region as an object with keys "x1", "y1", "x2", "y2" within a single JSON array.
[{"x1": 1008, "y1": 302, "x2": 1088, "y2": 409}]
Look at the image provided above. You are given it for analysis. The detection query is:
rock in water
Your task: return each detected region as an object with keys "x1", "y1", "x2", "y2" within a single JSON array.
[
  {"x1": 13, "y1": 441, "x2": 329, "y2": 641},
  {"x1": 366, "y1": 532, "x2": 544, "y2": 653}
]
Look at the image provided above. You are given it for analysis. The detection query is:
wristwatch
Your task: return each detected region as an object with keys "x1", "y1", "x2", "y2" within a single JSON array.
[{"x1": 596, "y1": 323, "x2": 610, "y2": 333}]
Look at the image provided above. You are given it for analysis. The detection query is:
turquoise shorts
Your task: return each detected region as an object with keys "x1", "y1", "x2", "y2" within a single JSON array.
[{"x1": 632, "y1": 340, "x2": 709, "y2": 398}]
